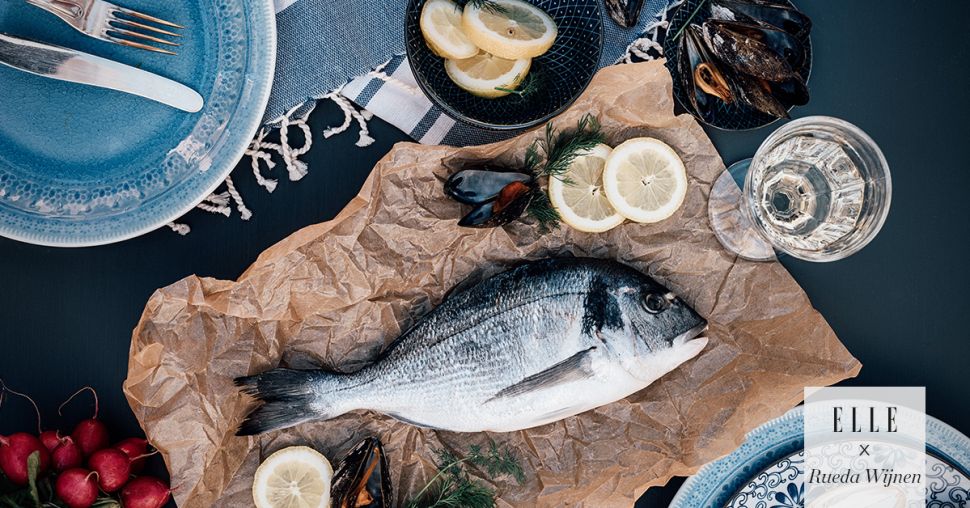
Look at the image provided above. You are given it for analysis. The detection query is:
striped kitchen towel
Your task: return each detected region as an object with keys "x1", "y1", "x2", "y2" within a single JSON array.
[{"x1": 172, "y1": 0, "x2": 681, "y2": 232}]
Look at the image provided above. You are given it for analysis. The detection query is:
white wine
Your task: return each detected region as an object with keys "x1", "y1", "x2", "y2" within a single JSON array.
[
  {"x1": 744, "y1": 117, "x2": 891, "y2": 261},
  {"x1": 710, "y1": 116, "x2": 891, "y2": 262},
  {"x1": 750, "y1": 135, "x2": 867, "y2": 253}
]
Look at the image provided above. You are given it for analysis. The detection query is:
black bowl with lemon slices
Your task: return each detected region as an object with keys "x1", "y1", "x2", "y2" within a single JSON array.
[{"x1": 406, "y1": 0, "x2": 603, "y2": 130}]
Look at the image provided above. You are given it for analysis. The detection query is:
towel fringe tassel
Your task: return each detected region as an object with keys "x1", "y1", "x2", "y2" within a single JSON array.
[{"x1": 616, "y1": 0, "x2": 684, "y2": 64}]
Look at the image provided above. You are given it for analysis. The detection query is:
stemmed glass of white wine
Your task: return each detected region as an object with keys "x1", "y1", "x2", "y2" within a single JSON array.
[{"x1": 709, "y1": 116, "x2": 892, "y2": 262}]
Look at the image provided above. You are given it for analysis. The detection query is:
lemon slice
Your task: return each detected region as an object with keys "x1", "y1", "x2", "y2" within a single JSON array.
[
  {"x1": 603, "y1": 138, "x2": 688, "y2": 223},
  {"x1": 421, "y1": 0, "x2": 479, "y2": 59},
  {"x1": 445, "y1": 51, "x2": 531, "y2": 98},
  {"x1": 253, "y1": 446, "x2": 333, "y2": 508},
  {"x1": 462, "y1": 0, "x2": 558, "y2": 60},
  {"x1": 548, "y1": 144, "x2": 625, "y2": 233}
]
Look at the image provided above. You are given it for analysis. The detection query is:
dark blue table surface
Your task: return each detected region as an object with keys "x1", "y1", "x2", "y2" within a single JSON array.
[{"x1": 2, "y1": 0, "x2": 968, "y2": 506}]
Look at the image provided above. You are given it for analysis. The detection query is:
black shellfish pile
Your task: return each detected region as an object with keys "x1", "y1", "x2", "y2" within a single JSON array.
[{"x1": 676, "y1": 0, "x2": 812, "y2": 123}]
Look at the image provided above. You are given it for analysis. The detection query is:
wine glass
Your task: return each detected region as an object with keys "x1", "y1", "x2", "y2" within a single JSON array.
[{"x1": 709, "y1": 116, "x2": 892, "y2": 262}]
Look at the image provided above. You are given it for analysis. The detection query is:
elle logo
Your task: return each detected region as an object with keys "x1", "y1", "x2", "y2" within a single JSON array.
[{"x1": 833, "y1": 406, "x2": 898, "y2": 433}]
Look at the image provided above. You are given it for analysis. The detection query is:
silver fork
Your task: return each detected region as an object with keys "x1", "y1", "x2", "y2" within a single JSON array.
[{"x1": 26, "y1": 0, "x2": 183, "y2": 55}]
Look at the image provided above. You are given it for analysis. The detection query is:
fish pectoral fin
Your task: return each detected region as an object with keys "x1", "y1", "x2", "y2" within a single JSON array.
[
  {"x1": 385, "y1": 412, "x2": 444, "y2": 430},
  {"x1": 487, "y1": 347, "x2": 597, "y2": 402}
]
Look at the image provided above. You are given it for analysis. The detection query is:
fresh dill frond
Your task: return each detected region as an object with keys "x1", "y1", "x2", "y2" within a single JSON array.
[
  {"x1": 523, "y1": 140, "x2": 542, "y2": 175},
  {"x1": 494, "y1": 72, "x2": 542, "y2": 99},
  {"x1": 526, "y1": 190, "x2": 561, "y2": 234},
  {"x1": 467, "y1": 441, "x2": 527, "y2": 484},
  {"x1": 456, "y1": 0, "x2": 506, "y2": 13},
  {"x1": 406, "y1": 441, "x2": 525, "y2": 508},
  {"x1": 536, "y1": 114, "x2": 604, "y2": 179}
]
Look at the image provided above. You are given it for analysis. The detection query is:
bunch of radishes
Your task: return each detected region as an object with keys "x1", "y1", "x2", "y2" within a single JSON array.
[{"x1": 0, "y1": 384, "x2": 172, "y2": 508}]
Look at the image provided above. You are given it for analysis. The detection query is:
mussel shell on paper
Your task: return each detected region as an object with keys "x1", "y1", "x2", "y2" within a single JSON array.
[
  {"x1": 711, "y1": 0, "x2": 812, "y2": 38},
  {"x1": 444, "y1": 167, "x2": 534, "y2": 205},
  {"x1": 458, "y1": 181, "x2": 535, "y2": 228},
  {"x1": 330, "y1": 438, "x2": 392, "y2": 508},
  {"x1": 605, "y1": 0, "x2": 645, "y2": 28}
]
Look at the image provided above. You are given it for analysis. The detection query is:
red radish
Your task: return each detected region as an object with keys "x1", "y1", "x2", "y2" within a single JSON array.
[
  {"x1": 40, "y1": 430, "x2": 64, "y2": 452},
  {"x1": 54, "y1": 468, "x2": 99, "y2": 508},
  {"x1": 115, "y1": 437, "x2": 152, "y2": 473},
  {"x1": 52, "y1": 436, "x2": 84, "y2": 471},
  {"x1": 87, "y1": 448, "x2": 130, "y2": 492},
  {"x1": 0, "y1": 432, "x2": 50, "y2": 485},
  {"x1": 60, "y1": 387, "x2": 110, "y2": 456},
  {"x1": 120, "y1": 476, "x2": 172, "y2": 508}
]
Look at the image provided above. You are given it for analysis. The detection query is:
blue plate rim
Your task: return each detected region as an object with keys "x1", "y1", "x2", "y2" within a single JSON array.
[
  {"x1": 669, "y1": 406, "x2": 970, "y2": 507},
  {"x1": 0, "y1": 0, "x2": 278, "y2": 248}
]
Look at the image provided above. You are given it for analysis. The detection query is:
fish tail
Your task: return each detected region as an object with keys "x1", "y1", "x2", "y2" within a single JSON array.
[{"x1": 234, "y1": 368, "x2": 349, "y2": 436}]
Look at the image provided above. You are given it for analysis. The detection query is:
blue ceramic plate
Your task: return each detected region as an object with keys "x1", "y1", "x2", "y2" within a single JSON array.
[
  {"x1": 405, "y1": 0, "x2": 603, "y2": 130},
  {"x1": 670, "y1": 407, "x2": 970, "y2": 507},
  {"x1": 0, "y1": 0, "x2": 276, "y2": 246}
]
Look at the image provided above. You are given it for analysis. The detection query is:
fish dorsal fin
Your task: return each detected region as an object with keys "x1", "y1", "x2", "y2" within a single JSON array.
[{"x1": 488, "y1": 347, "x2": 596, "y2": 402}]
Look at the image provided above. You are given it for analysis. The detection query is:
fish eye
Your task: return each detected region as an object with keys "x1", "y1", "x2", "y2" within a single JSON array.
[{"x1": 643, "y1": 293, "x2": 670, "y2": 314}]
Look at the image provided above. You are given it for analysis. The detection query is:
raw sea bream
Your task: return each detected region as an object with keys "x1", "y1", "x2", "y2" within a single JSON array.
[{"x1": 235, "y1": 258, "x2": 708, "y2": 434}]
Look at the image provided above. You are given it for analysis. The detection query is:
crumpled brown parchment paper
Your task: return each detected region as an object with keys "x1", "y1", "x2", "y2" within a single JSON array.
[{"x1": 124, "y1": 60, "x2": 860, "y2": 507}]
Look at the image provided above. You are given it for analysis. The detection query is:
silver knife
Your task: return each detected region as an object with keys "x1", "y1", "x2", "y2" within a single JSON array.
[{"x1": 0, "y1": 33, "x2": 204, "y2": 113}]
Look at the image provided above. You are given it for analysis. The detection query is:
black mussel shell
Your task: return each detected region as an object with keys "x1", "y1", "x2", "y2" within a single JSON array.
[
  {"x1": 331, "y1": 438, "x2": 392, "y2": 508},
  {"x1": 711, "y1": 0, "x2": 812, "y2": 39},
  {"x1": 444, "y1": 167, "x2": 534, "y2": 205},
  {"x1": 605, "y1": 0, "x2": 645, "y2": 28},
  {"x1": 728, "y1": 70, "x2": 790, "y2": 119},
  {"x1": 708, "y1": 17, "x2": 806, "y2": 71},
  {"x1": 702, "y1": 19, "x2": 800, "y2": 83},
  {"x1": 678, "y1": 25, "x2": 727, "y2": 122},
  {"x1": 769, "y1": 75, "x2": 810, "y2": 107},
  {"x1": 458, "y1": 181, "x2": 534, "y2": 228}
]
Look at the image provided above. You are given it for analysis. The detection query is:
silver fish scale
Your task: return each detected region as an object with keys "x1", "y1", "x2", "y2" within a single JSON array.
[{"x1": 337, "y1": 260, "x2": 627, "y2": 427}]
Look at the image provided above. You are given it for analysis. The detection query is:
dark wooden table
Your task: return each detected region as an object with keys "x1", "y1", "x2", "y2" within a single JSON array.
[{"x1": 2, "y1": 0, "x2": 968, "y2": 506}]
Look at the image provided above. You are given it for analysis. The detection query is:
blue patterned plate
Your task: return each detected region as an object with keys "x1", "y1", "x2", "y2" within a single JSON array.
[
  {"x1": 0, "y1": 0, "x2": 275, "y2": 246},
  {"x1": 405, "y1": 0, "x2": 603, "y2": 130},
  {"x1": 662, "y1": 0, "x2": 812, "y2": 131},
  {"x1": 670, "y1": 407, "x2": 970, "y2": 507}
]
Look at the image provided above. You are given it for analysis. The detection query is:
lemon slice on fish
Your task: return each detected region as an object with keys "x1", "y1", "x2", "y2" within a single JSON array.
[
  {"x1": 603, "y1": 138, "x2": 688, "y2": 224},
  {"x1": 420, "y1": 0, "x2": 479, "y2": 59},
  {"x1": 253, "y1": 446, "x2": 333, "y2": 508},
  {"x1": 445, "y1": 51, "x2": 531, "y2": 98},
  {"x1": 548, "y1": 144, "x2": 625, "y2": 233},
  {"x1": 462, "y1": 0, "x2": 558, "y2": 60}
]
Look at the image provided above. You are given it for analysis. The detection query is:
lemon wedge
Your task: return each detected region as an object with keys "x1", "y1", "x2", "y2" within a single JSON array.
[
  {"x1": 253, "y1": 446, "x2": 334, "y2": 508},
  {"x1": 445, "y1": 51, "x2": 531, "y2": 98},
  {"x1": 603, "y1": 138, "x2": 688, "y2": 224},
  {"x1": 548, "y1": 144, "x2": 625, "y2": 232},
  {"x1": 420, "y1": 0, "x2": 479, "y2": 59},
  {"x1": 462, "y1": 0, "x2": 558, "y2": 60}
]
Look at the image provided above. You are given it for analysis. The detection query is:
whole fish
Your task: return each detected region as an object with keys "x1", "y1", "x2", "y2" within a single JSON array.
[{"x1": 236, "y1": 258, "x2": 708, "y2": 435}]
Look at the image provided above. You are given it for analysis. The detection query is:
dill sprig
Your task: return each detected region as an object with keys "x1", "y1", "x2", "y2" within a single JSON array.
[
  {"x1": 534, "y1": 114, "x2": 604, "y2": 180},
  {"x1": 527, "y1": 188, "x2": 561, "y2": 233},
  {"x1": 455, "y1": 0, "x2": 506, "y2": 13},
  {"x1": 518, "y1": 114, "x2": 606, "y2": 232},
  {"x1": 406, "y1": 441, "x2": 525, "y2": 508},
  {"x1": 494, "y1": 72, "x2": 542, "y2": 99}
]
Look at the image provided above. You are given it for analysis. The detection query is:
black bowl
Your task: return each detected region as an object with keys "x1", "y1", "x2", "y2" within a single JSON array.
[
  {"x1": 405, "y1": 0, "x2": 603, "y2": 130},
  {"x1": 663, "y1": 0, "x2": 812, "y2": 131}
]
